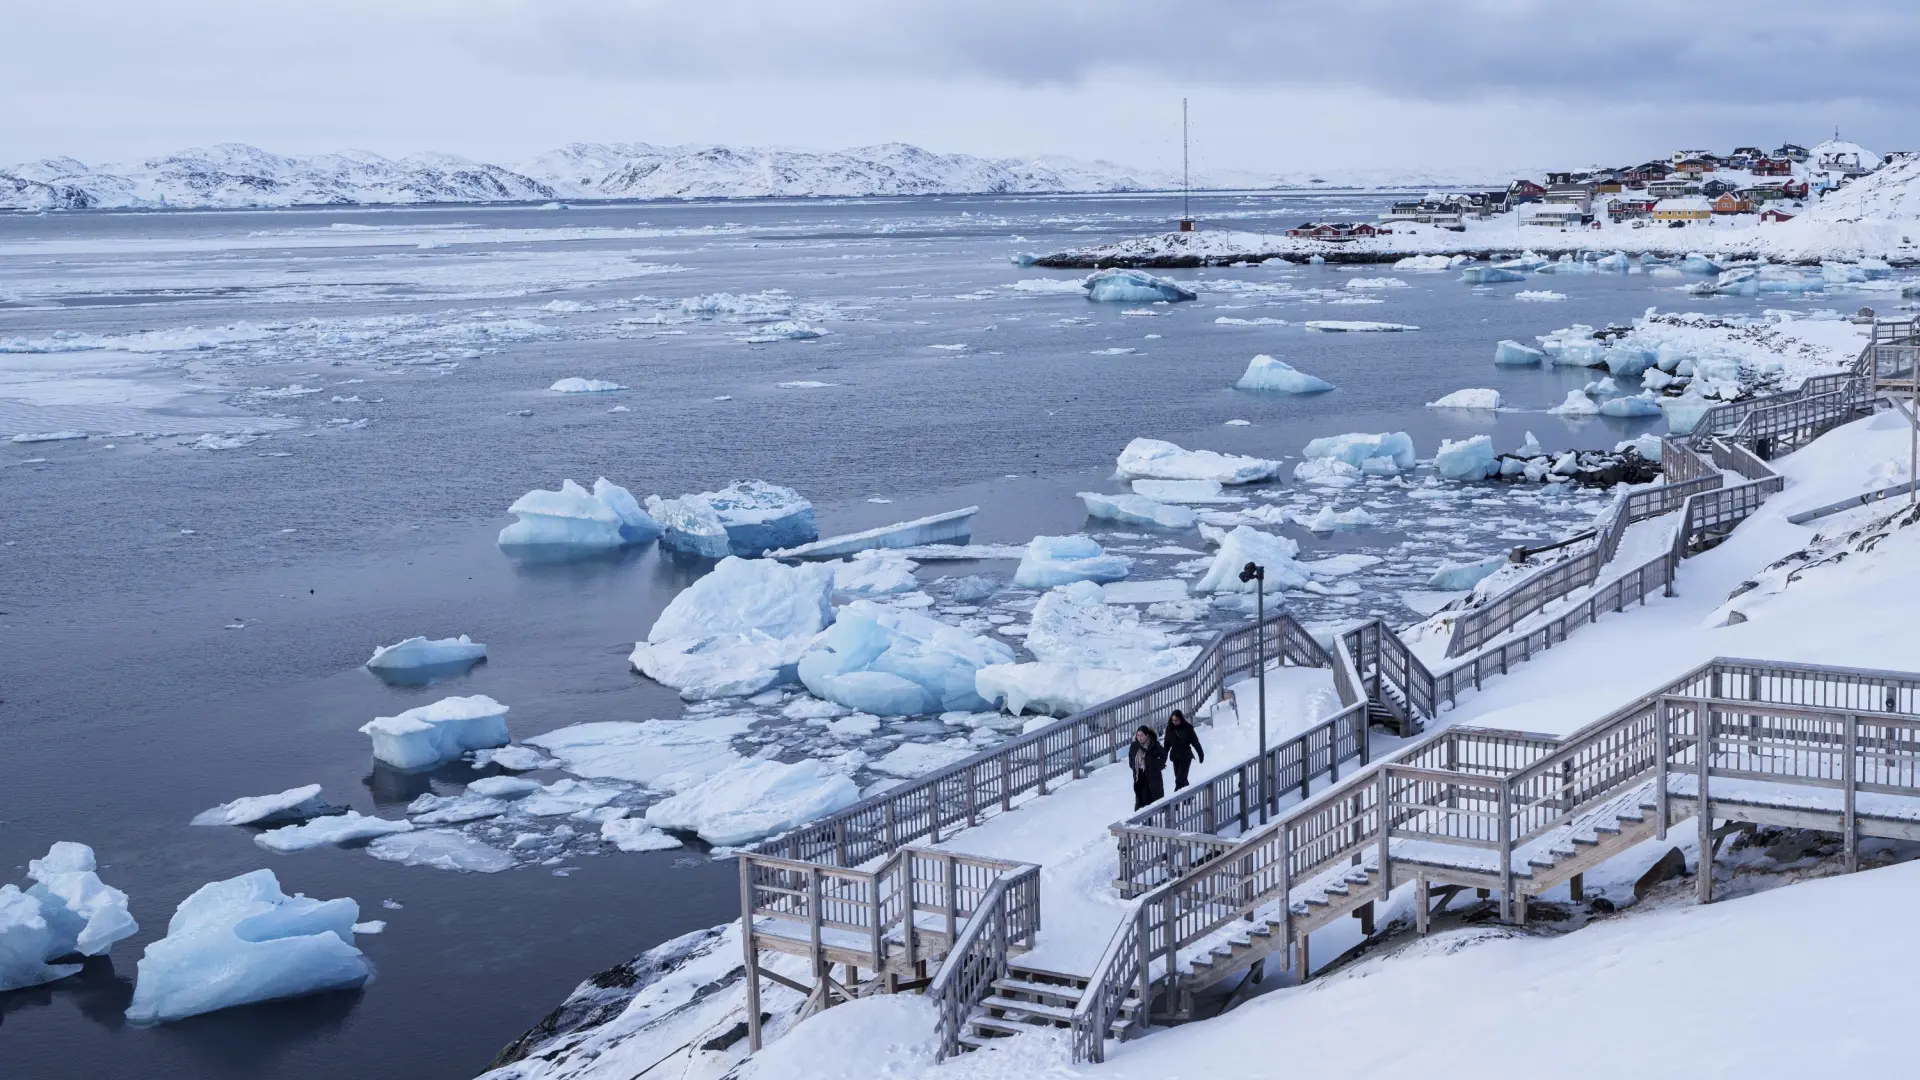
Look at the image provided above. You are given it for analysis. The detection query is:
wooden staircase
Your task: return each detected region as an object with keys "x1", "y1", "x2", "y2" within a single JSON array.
[{"x1": 956, "y1": 962, "x2": 1140, "y2": 1052}]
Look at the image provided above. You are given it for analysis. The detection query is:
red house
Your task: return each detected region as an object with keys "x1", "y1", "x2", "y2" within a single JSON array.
[
  {"x1": 1759, "y1": 207, "x2": 1797, "y2": 223},
  {"x1": 1751, "y1": 157, "x2": 1794, "y2": 176}
]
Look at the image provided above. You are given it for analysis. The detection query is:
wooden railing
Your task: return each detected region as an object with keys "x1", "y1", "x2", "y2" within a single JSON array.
[{"x1": 929, "y1": 864, "x2": 1041, "y2": 1061}]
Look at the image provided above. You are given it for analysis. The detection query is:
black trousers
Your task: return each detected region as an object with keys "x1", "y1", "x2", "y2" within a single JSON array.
[{"x1": 1172, "y1": 757, "x2": 1193, "y2": 790}]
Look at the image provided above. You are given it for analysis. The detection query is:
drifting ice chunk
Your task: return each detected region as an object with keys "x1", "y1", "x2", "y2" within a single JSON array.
[
  {"x1": 1301, "y1": 431, "x2": 1416, "y2": 474},
  {"x1": 1427, "y1": 555, "x2": 1506, "y2": 590},
  {"x1": 1681, "y1": 253, "x2": 1724, "y2": 274},
  {"x1": 1593, "y1": 252, "x2": 1632, "y2": 272},
  {"x1": 365, "y1": 635, "x2": 487, "y2": 673},
  {"x1": 1236, "y1": 354, "x2": 1335, "y2": 393},
  {"x1": 1082, "y1": 268, "x2": 1196, "y2": 304},
  {"x1": 528, "y1": 717, "x2": 750, "y2": 790},
  {"x1": 1394, "y1": 255, "x2": 1453, "y2": 270},
  {"x1": 367, "y1": 830, "x2": 516, "y2": 873},
  {"x1": 600, "y1": 818, "x2": 683, "y2": 852},
  {"x1": 1517, "y1": 431, "x2": 1544, "y2": 457},
  {"x1": 1292, "y1": 457, "x2": 1361, "y2": 486},
  {"x1": 1297, "y1": 505, "x2": 1377, "y2": 531},
  {"x1": 549, "y1": 378, "x2": 627, "y2": 393},
  {"x1": 1494, "y1": 340, "x2": 1545, "y2": 366},
  {"x1": 1077, "y1": 491, "x2": 1197, "y2": 530},
  {"x1": 1661, "y1": 394, "x2": 1714, "y2": 434},
  {"x1": 359, "y1": 695, "x2": 511, "y2": 771},
  {"x1": 644, "y1": 759, "x2": 860, "y2": 846},
  {"x1": 1100, "y1": 579, "x2": 1189, "y2": 604},
  {"x1": 24, "y1": 843, "x2": 138, "y2": 962},
  {"x1": 1115, "y1": 438, "x2": 1281, "y2": 484},
  {"x1": 254, "y1": 811, "x2": 414, "y2": 853},
  {"x1": 976, "y1": 663, "x2": 1156, "y2": 717},
  {"x1": 648, "y1": 481, "x2": 816, "y2": 556},
  {"x1": 1549, "y1": 389, "x2": 1600, "y2": 416},
  {"x1": 831, "y1": 549, "x2": 921, "y2": 595},
  {"x1": 1303, "y1": 321, "x2": 1417, "y2": 332},
  {"x1": 1460, "y1": 267, "x2": 1527, "y2": 284},
  {"x1": 1012, "y1": 535, "x2": 1133, "y2": 588},
  {"x1": 770, "y1": 507, "x2": 976, "y2": 558},
  {"x1": 633, "y1": 632, "x2": 813, "y2": 700},
  {"x1": 1130, "y1": 478, "x2": 1232, "y2": 504},
  {"x1": 1426, "y1": 388, "x2": 1501, "y2": 410},
  {"x1": 193, "y1": 785, "x2": 341, "y2": 828},
  {"x1": 592, "y1": 478, "x2": 663, "y2": 542},
  {"x1": 498, "y1": 479, "x2": 624, "y2": 549},
  {"x1": 1024, "y1": 581, "x2": 1198, "y2": 675},
  {"x1": 1193, "y1": 526, "x2": 1311, "y2": 593},
  {"x1": 1, "y1": 885, "x2": 78, "y2": 991},
  {"x1": 406, "y1": 793, "x2": 511, "y2": 825},
  {"x1": 1605, "y1": 345, "x2": 1654, "y2": 378},
  {"x1": 1616, "y1": 434, "x2": 1664, "y2": 461},
  {"x1": 635, "y1": 558, "x2": 835, "y2": 698},
  {"x1": 1434, "y1": 436, "x2": 1498, "y2": 481},
  {"x1": 125, "y1": 869, "x2": 367, "y2": 1024},
  {"x1": 798, "y1": 599, "x2": 1015, "y2": 715},
  {"x1": 1540, "y1": 326, "x2": 1607, "y2": 367},
  {"x1": 1600, "y1": 393, "x2": 1663, "y2": 418}
]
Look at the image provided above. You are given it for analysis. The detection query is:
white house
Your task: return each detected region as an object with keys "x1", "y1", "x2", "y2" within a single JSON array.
[{"x1": 1520, "y1": 204, "x2": 1585, "y2": 228}]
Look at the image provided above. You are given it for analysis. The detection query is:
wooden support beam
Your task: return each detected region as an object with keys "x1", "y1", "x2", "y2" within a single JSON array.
[
  {"x1": 1569, "y1": 873, "x2": 1584, "y2": 902},
  {"x1": 1293, "y1": 933, "x2": 1310, "y2": 982},
  {"x1": 1475, "y1": 887, "x2": 1490, "y2": 899},
  {"x1": 1353, "y1": 900, "x2": 1375, "y2": 936},
  {"x1": 1415, "y1": 877, "x2": 1430, "y2": 936},
  {"x1": 757, "y1": 967, "x2": 813, "y2": 996}
]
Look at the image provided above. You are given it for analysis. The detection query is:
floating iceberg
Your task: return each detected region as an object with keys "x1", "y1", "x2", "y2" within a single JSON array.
[
  {"x1": 1514, "y1": 290, "x2": 1567, "y2": 302},
  {"x1": 1303, "y1": 321, "x2": 1417, "y2": 332},
  {"x1": 1024, "y1": 581, "x2": 1198, "y2": 676},
  {"x1": 797, "y1": 599, "x2": 1014, "y2": 715},
  {"x1": 1605, "y1": 345, "x2": 1655, "y2": 378},
  {"x1": 255, "y1": 811, "x2": 414, "y2": 853},
  {"x1": 1077, "y1": 491, "x2": 1197, "y2": 530},
  {"x1": 1539, "y1": 325, "x2": 1608, "y2": 367},
  {"x1": 1296, "y1": 505, "x2": 1377, "y2": 531},
  {"x1": 1292, "y1": 457, "x2": 1362, "y2": 486},
  {"x1": 1460, "y1": 267, "x2": 1527, "y2": 284},
  {"x1": 365, "y1": 830, "x2": 515, "y2": 873},
  {"x1": 770, "y1": 507, "x2": 976, "y2": 558},
  {"x1": 975, "y1": 663, "x2": 1157, "y2": 717},
  {"x1": 831, "y1": 549, "x2": 921, "y2": 596},
  {"x1": 1434, "y1": 435, "x2": 1498, "y2": 481},
  {"x1": 1599, "y1": 393, "x2": 1663, "y2": 418},
  {"x1": 1427, "y1": 555, "x2": 1506, "y2": 591},
  {"x1": 1681, "y1": 252, "x2": 1724, "y2": 274},
  {"x1": 15, "y1": 843, "x2": 138, "y2": 976},
  {"x1": 1593, "y1": 252, "x2": 1632, "y2": 272},
  {"x1": 358, "y1": 695, "x2": 511, "y2": 771},
  {"x1": 1236, "y1": 354, "x2": 1334, "y2": 393},
  {"x1": 634, "y1": 557, "x2": 836, "y2": 699},
  {"x1": 193, "y1": 785, "x2": 342, "y2": 828},
  {"x1": 1301, "y1": 431, "x2": 1416, "y2": 475},
  {"x1": 125, "y1": 869, "x2": 367, "y2": 1024},
  {"x1": 1345, "y1": 277, "x2": 1408, "y2": 289},
  {"x1": 1012, "y1": 535, "x2": 1133, "y2": 588},
  {"x1": 1494, "y1": 340, "x2": 1545, "y2": 367},
  {"x1": 549, "y1": 378, "x2": 627, "y2": 393},
  {"x1": 1426, "y1": 388, "x2": 1501, "y2": 410},
  {"x1": 644, "y1": 759, "x2": 860, "y2": 846},
  {"x1": 527, "y1": 717, "x2": 750, "y2": 791},
  {"x1": 1394, "y1": 255, "x2": 1454, "y2": 270},
  {"x1": 1082, "y1": 268, "x2": 1196, "y2": 304},
  {"x1": 647, "y1": 480, "x2": 815, "y2": 557},
  {"x1": 1, "y1": 886, "x2": 76, "y2": 991},
  {"x1": 600, "y1": 818, "x2": 683, "y2": 852},
  {"x1": 1193, "y1": 526, "x2": 1311, "y2": 593},
  {"x1": 1115, "y1": 438, "x2": 1280, "y2": 484},
  {"x1": 499, "y1": 478, "x2": 659, "y2": 550},
  {"x1": 1549, "y1": 389, "x2": 1601, "y2": 416},
  {"x1": 365, "y1": 635, "x2": 487, "y2": 673},
  {"x1": 1616, "y1": 433, "x2": 1664, "y2": 461},
  {"x1": 1130, "y1": 478, "x2": 1235, "y2": 504}
]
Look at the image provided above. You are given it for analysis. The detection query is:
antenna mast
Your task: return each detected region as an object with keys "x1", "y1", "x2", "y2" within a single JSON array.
[{"x1": 1180, "y1": 98, "x2": 1194, "y2": 232}]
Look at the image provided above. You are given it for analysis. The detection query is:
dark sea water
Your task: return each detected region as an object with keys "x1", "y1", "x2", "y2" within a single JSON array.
[{"x1": 0, "y1": 191, "x2": 1840, "y2": 1078}]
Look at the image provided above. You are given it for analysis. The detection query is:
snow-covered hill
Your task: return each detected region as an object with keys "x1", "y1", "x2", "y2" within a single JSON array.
[{"x1": 0, "y1": 140, "x2": 1504, "y2": 211}]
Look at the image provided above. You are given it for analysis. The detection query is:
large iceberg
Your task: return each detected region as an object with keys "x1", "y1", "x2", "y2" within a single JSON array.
[
  {"x1": 2, "y1": 886, "x2": 75, "y2": 991},
  {"x1": 633, "y1": 557, "x2": 836, "y2": 699},
  {"x1": 797, "y1": 599, "x2": 1014, "y2": 715},
  {"x1": 1115, "y1": 438, "x2": 1281, "y2": 484},
  {"x1": 365, "y1": 635, "x2": 486, "y2": 673},
  {"x1": 1494, "y1": 340, "x2": 1545, "y2": 367},
  {"x1": 498, "y1": 478, "x2": 659, "y2": 550},
  {"x1": 1193, "y1": 526, "x2": 1311, "y2": 593},
  {"x1": 1300, "y1": 431, "x2": 1416, "y2": 475},
  {"x1": 1082, "y1": 268, "x2": 1196, "y2": 304},
  {"x1": 1460, "y1": 266, "x2": 1528, "y2": 284},
  {"x1": 1077, "y1": 491, "x2": 1197, "y2": 530},
  {"x1": 125, "y1": 870, "x2": 367, "y2": 1024},
  {"x1": 644, "y1": 759, "x2": 860, "y2": 846},
  {"x1": 358, "y1": 695, "x2": 511, "y2": 771},
  {"x1": 1434, "y1": 435, "x2": 1498, "y2": 481},
  {"x1": 0, "y1": 843, "x2": 138, "y2": 991},
  {"x1": 1236, "y1": 354, "x2": 1334, "y2": 393},
  {"x1": 1012, "y1": 535, "x2": 1133, "y2": 588},
  {"x1": 647, "y1": 480, "x2": 816, "y2": 557},
  {"x1": 769, "y1": 507, "x2": 976, "y2": 558}
]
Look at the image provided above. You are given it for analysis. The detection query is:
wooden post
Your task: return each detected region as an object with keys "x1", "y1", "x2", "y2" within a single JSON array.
[
  {"x1": 1844, "y1": 713, "x2": 1859, "y2": 873},
  {"x1": 928, "y1": 781, "x2": 942, "y2": 845},
  {"x1": 1354, "y1": 901, "x2": 1374, "y2": 936},
  {"x1": 1497, "y1": 782, "x2": 1514, "y2": 923},
  {"x1": 808, "y1": 867, "x2": 826, "y2": 989},
  {"x1": 944, "y1": 854, "x2": 959, "y2": 945},
  {"x1": 1376, "y1": 769, "x2": 1393, "y2": 893},
  {"x1": 835, "y1": 819, "x2": 848, "y2": 867},
  {"x1": 1569, "y1": 873, "x2": 1584, "y2": 902},
  {"x1": 741, "y1": 858, "x2": 764, "y2": 1052},
  {"x1": 966, "y1": 767, "x2": 978, "y2": 829},
  {"x1": 1415, "y1": 876, "x2": 1430, "y2": 935},
  {"x1": 1656, "y1": 700, "x2": 1671, "y2": 842},
  {"x1": 1135, "y1": 911, "x2": 1153, "y2": 1033},
  {"x1": 1293, "y1": 932, "x2": 1310, "y2": 982},
  {"x1": 1000, "y1": 755, "x2": 1012, "y2": 812},
  {"x1": 1697, "y1": 704, "x2": 1714, "y2": 905},
  {"x1": 902, "y1": 856, "x2": 918, "y2": 973}
]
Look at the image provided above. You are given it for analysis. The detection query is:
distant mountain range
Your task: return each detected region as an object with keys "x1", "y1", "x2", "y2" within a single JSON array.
[{"x1": 0, "y1": 141, "x2": 1505, "y2": 210}]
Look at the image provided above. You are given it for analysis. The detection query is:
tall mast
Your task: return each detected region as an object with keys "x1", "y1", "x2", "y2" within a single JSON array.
[{"x1": 1182, "y1": 98, "x2": 1191, "y2": 223}]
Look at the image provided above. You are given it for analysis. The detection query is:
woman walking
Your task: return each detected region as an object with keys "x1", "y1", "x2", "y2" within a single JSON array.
[
  {"x1": 1129, "y1": 726, "x2": 1167, "y2": 810},
  {"x1": 1163, "y1": 709, "x2": 1205, "y2": 791}
]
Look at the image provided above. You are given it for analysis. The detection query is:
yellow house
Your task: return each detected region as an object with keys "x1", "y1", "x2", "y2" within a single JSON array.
[{"x1": 1652, "y1": 197, "x2": 1712, "y2": 221}]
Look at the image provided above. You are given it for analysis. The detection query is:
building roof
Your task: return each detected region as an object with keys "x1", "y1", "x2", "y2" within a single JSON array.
[{"x1": 1654, "y1": 197, "x2": 1712, "y2": 212}]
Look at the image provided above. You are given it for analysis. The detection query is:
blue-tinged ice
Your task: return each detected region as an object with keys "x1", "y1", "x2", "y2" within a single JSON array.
[
  {"x1": 644, "y1": 759, "x2": 860, "y2": 847},
  {"x1": 1460, "y1": 267, "x2": 1527, "y2": 284},
  {"x1": 770, "y1": 507, "x2": 976, "y2": 558},
  {"x1": 1300, "y1": 431, "x2": 1416, "y2": 475},
  {"x1": 125, "y1": 869, "x2": 367, "y2": 1024},
  {"x1": 647, "y1": 480, "x2": 816, "y2": 557},
  {"x1": 1236, "y1": 354, "x2": 1334, "y2": 393},
  {"x1": 632, "y1": 557, "x2": 837, "y2": 699},
  {"x1": 498, "y1": 477, "x2": 658, "y2": 550},
  {"x1": 1599, "y1": 393, "x2": 1663, "y2": 418},
  {"x1": 1193, "y1": 526, "x2": 1311, "y2": 593},
  {"x1": 365, "y1": 635, "x2": 486, "y2": 673},
  {"x1": 1681, "y1": 252, "x2": 1724, "y2": 274},
  {"x1": 254, "y1": 811, "x2": 414, "y2": 853},
  {"x1": 358, "y1": 695, "x2": 511, "y2": 771},
  {"x1": 1494, "y1": 340, "x2": 1545, "y2": 366},
  {"x1": 797, "y1": 599, "x2": 1014, "y2": 716},
  {"x1": 1427, "y1": 555, "x2": 1506, "y2": 591},
  {"x1": 1083, "y1": 268, "x2": 1196, "y2": 304},
  {"x1": 1605, "y1": 345, "x2": 1655, "y2": 378},
  {"x1": 1617, "y1": 434, "x2": 1664, "y2": 461},
  {"x1": 1115, "y1": 438, "x2": 1281, "y2": 484},
  {"x1": 1, "y1": 885, "x2": 78, "y2": 991},
  {"x1": 193, "y1": 785, "x2": 341, "y2": 828},
  {"x1": 4, "y1": 843, "x2": 137, "y2": 986},
  {"x1": 1077, "y1": 491, "x2": 1197, "y2": 530},
  {"x1": 1012, "y1": 535, "x2": 1133, "y2": 588},
  {"x1": 1594, "y1": 252, "x2": 1632, "y2": 272},
  {"x1": 1434, "y1": 435, "x2": 1497, "y2": 481},
  {"x1": 1660, "y1": 394, "x2": 1713, "y2": 434}
]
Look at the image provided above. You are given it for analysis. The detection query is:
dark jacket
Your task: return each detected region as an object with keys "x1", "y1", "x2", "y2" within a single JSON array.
[
  {"x1": 1164, "y1": 718, "x2": 1205, "y2": 764},
  {"x1": 1130, "y1": 739, "x2": 1167, "y2": 805}
]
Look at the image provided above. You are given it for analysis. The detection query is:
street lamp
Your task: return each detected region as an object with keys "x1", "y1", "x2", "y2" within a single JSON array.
[{"x1": 1239, "y1": 561, "x2": 1268, "y2": 822}]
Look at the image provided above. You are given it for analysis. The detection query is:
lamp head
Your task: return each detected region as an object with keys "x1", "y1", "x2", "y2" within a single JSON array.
[{"x1": 1238, "y1": 561, "x2": 1264, "y2": 584}]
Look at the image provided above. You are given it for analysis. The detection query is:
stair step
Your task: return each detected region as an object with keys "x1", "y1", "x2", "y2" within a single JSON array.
[
  {"x1": 990, "y1": 977, "x2": 1084, "y2": 1006},
  {"x1": 970, "y1": 1014, "x2": 1056, "y2": 1036},
  {"x1": 981, "y1": 995, "x2": 1075, "y2": 1022},
  {"x1": 958, "y1": 1031, "x2": 1001, "y2": 1050},
  {"x1": 1006, "y1": 962, "x2": 1090, "y2": 988}
]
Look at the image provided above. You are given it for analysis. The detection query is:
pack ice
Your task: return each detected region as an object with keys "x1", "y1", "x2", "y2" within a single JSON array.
[
  {"x1": 632, "y1": 556, "x2": 836, "y2": 699},
  {"x1": 1077, "y1": 491, "x2": 1197, "y2": 530},
  {"x1": 498, "y1": 478, "x2": 660, "y2": 549},
  {"x1": 646, "y1": 480, "x2": 816, "y2": 557},
  {"x1": 1013, "y1": 535, "x2": 1133, "y2": 588},
  {"x1": 1236, "y1": 354, "x2": 1334, "y2": 393},
  {"x1": 644, "y1": 759, "x2": 859, "y2": 846},
  {"x1": 125, "y1": 869, "x2": 367, "y2": 1024},
  {"x1": 0, "y1": 843, "x2": 138, "y2": 991},
  {"x1": 1082, "y1": 268, "x2": 1196, "y2": 304},
  {"x1": 1116, "y1": 438, "x2": 1281, "y2": 484},
  {"x1": 797, "y1": 599, "x2": 1014, "y2": 715},
  {"x1": 359, "y1": 695, "x2": 511, "y2": 770}
]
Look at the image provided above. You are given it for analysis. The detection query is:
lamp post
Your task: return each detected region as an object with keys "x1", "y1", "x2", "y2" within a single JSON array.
[{"x1": 1239, "y1": 561, "x2": 1268, "y2": 822}]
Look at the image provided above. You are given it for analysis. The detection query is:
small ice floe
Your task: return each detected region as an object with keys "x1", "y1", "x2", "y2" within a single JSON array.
[
  {"x1": 0, "y1": 842, "x2": 138, "y2": 991},
  {"x1": 364, "y1": 634, "x2": 487, "y2": 683},
  {"x1": 1078, "y1": 491, "x2": 1197, "y2": 530},
  {"x1": 1236, "y1": 354, "x2": 1333, "y2": 393},
  {"x1": 741, "y1": 322, "x2": 825, "y2": 343},
  {"x1": 350, "y1": 921, "x2": 385, "y2": 935},
  {"x1": 254, "y1": 811, "x2": 414, "y2": 853},
  {"x1": 1115, "y1": 437, "x2": 1280, "y2": 484},
  {"x1": 1129, "y1": 478, "x2": 1238, "y2": 505},
  {"x1": 549, "y1": 377, "x2": 627, "y2": 394},
  {"x1": 1550, "y1": 388, "x2": 1601, "y2": 416},
  {"x1": 644, "y1": 759, "x2": 859, "y2": 846},
  {"x1": 600, "y1": 818, "x2": 683, "y2": 852},
  {"x1": 9, "y1": 431, "x2": 87, "y2": 444},
  {"x1": 472, "y1": 745, "x2": 556, "y2": 771},
  {"x1": 365, "y1": 830, "x2": 514, "y2": 873},
  {"x1": 1393, "y1": 255, "x2": 1457, "y2": 270},
  {"x1": 1426, "y1": 388, "x2": 1501, "y2": 410},
  {"x1": 1090, "y1": 347, "x2": 1137, "y2": 356},
  {"x1": 1515, "y1": 290, "x2": 1567, "y2": 302},
  {"x1": 124, "y1": 869, "x2": 367, "y2": 1024},
  {"x1": 631, "y1": 556, "x2": 836, "y2": 700},
  {"x1": 1434, "y1": 435, "x2": 1498, "y2": 481},
  {"x1": 359, "y1": 695, "x2": 511, "y2": 771},
  {"x1": 1428, "y1": 555, "x2": 1507, "y2": 591},
  {"x1": 1345, "y1": 277, "x2": 1408, "y2": 289},
  {"x1": 647, "y1": 480, "x2": 815, "y2": 557},
  {"x1": 498, "y1": 478, "x2": 660, "y2": 552},
  {"x1": 1461, "y1": 267, "x2": 1527, "y2": 284},
  {"x1": 1494, "y1": 340, "x2": 1546, "y2": 366},
  {"x1": 1224, "y1": 419, "x2": 1252, "y2": 426},
  {"x1": 926, "y1": 343, "x2": 969, "y2": 351},
  {"x1": 1298, "y1": 432, "x2": 1416, "y2": 480},
  {"x1": 771, "y1": 506, "x2": 975, "y2": 558},
  {"x1": 1295, "y1": 505, "x2": 1378, "y2": 532},
  {"x1": 1083, "y1": 268, "x2": 1196, "y2": 304},
  {"x1": 775, "y1": 380, "x2": 835, "y2": 389},
  {"x1": 1302, "y1": 321, "x2": 1417, "y2": 332},
  {"x1": 796, "y1": 599, "x2": 1013, "y2": 716},
  {"x1": 192, "y1": 784, "x2": 344, "y2": 828},
  {"x1": 1012, "y1": 535, "x2": 1133, "y2": 588}
]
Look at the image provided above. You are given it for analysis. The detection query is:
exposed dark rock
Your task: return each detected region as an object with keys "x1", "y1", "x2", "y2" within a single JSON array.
[{"x1": 1634, "y1": 847, "x2": 1690, "y2": 901}]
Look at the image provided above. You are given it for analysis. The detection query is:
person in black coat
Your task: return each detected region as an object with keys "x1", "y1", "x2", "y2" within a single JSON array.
[
  {"x1": 1129, "y1": 726, "x2": 1166, "y2": 810},
  {"x1": 1163, "y1": 709, "x2": 1205, "y2": 791}
]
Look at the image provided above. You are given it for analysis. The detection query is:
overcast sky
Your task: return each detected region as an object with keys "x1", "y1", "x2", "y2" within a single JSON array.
[{"x1": 7, "y1": 0, "x2": 1919, "y2": 175}]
